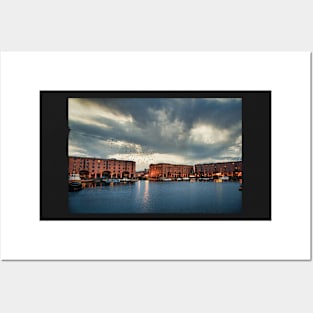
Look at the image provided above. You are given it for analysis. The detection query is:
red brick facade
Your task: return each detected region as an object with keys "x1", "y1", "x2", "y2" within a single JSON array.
[
  {"x1": 69, "y1": 157, "x2": 242, "y2": 179},
  {"x1": 149, "y1": 163, "x2": 194, "y2": 179},
  {"x1": 194, "y1": 161, "x2": 242, "y2": 177},
  {"x1": 69, "y1": 156, "x2": 136, "y2": 178}
]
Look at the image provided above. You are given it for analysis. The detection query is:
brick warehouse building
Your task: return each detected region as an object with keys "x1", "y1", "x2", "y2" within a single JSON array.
[
  {"x1": 149, "y1": 163, "x2": 194, "y2": 179},
  {"x1": 194, "y1": 161, "x2": 242, "y2": 177},
  {"x1": 68, "y1": 156, "x2": 136, "y2": 179}
]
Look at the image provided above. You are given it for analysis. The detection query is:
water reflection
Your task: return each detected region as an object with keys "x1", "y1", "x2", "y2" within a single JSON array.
[
  {"x1": 82, "y1": 182, "x2": 96, "y2": 189},
  {"x1": 143, "y1": 180, "x2": 149, "y2": 205},
  {"x1": 69, "y1": 181, "x2": 242, "y2": 214}
]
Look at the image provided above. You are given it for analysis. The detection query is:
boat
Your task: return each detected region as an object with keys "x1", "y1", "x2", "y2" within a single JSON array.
[
  {"x1": 68, "y1": 173, "x2": 82, "y2": 191},
  {"x1": 81, "y1": 178, "x2": 94, "y2": 183},
  {"x1": 120, "y1": 178, "x2": 131, "y2": 183},
  {"x1": 182, "y1": 177, "x2": 190, "y2": 181},
  {"x1": 164, "y1": 178, "x2": 172, "y2": 181},
  {"x1": 221, "y1": 176, "x2": 230, "y2": 181},
  {"x1": 102, "y1": 178, "x2": 112, "y2": 185},
  {"x1": 200, "y1": 177, "x2": 211, "y2": 182},
  {"x1": 160, "y1": 178, "x2": 172, "y2": 181}
]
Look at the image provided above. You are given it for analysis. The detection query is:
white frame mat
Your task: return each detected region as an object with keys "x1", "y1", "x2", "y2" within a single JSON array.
[{"x1": 0, "y1": 52, "x2": 311, "y2": 260}]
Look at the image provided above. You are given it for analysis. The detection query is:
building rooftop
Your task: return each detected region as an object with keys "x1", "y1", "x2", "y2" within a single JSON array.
[
  {"x1": 149, "y1": 163, "x2": 193, "y2": 167},
  {"x1": 195, "y1": 160, "x2": 242, "y2": 166},
  {"x1": 69, "y1": 156, "x2": 136, "y2": 163}
]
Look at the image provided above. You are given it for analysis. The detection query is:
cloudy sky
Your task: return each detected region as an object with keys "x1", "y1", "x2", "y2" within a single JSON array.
[{"x1": 68, "y1": 98, "x2": 242, "y2": 171}]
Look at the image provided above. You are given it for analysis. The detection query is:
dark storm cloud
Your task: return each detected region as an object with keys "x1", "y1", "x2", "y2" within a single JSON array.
[
  {"x1": 68, "y1": 98, "x2": 242, "y2": 169},
  {"x1": 80, "y1": 97, "x2": 241, "y2": 130}
]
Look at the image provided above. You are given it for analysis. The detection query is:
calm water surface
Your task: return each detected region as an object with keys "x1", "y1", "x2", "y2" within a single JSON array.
[{"x1": 68, "y1": 181, "x2": 242, "y2": 214}]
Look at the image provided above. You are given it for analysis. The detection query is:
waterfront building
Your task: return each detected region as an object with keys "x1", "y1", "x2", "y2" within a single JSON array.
[
  {"x1": 68, "y1": 156, "x2": 136, "y2": 178},
  {"x1": 194, "y1": 161, "x2": 242, "y2": 177},
  {"x1": 136, "y1": 168, "x2": 149, "y2": 179},
  {"x1": 149, "y1": 163, "x2": 194, "y2": 179}
]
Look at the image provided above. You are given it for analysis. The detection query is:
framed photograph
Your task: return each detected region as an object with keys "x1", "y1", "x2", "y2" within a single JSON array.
[
  {"x1": 40, "y1": 91, "x2": 270, "y2": 220},
  {"x1": 1, "y1": 52, "x2": 310, "y2": 260}
]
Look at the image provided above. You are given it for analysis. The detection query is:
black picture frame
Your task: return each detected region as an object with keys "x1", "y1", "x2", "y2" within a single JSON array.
[{"x1": 40, "y1": 91, "x2": 271, "y2": 220}]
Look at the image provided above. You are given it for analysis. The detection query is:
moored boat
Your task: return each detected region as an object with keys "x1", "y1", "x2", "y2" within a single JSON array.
[
  {"x1": 200, "y1": 177, "x2": 212, "y2": 182},
  {"x1": 102, "y1": 178, "x2": 112, "y2": 184},
  {"x1": 162, "y1": 178, "x2": 172, "y2": 181},
  {"x1": 68, "y1": 173, "x2": 82, "y2": 191},
  {"x1": 81, "y1": 178, "x2": 94, "y2": 183},
  {"x1": 120, "y1": 178, "x2": 132, "y2": 183}
]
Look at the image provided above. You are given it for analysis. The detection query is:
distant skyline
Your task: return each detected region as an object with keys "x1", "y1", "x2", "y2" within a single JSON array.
[{"x1": 68, "y1": 98, "x2": 242, "y2": 171}]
